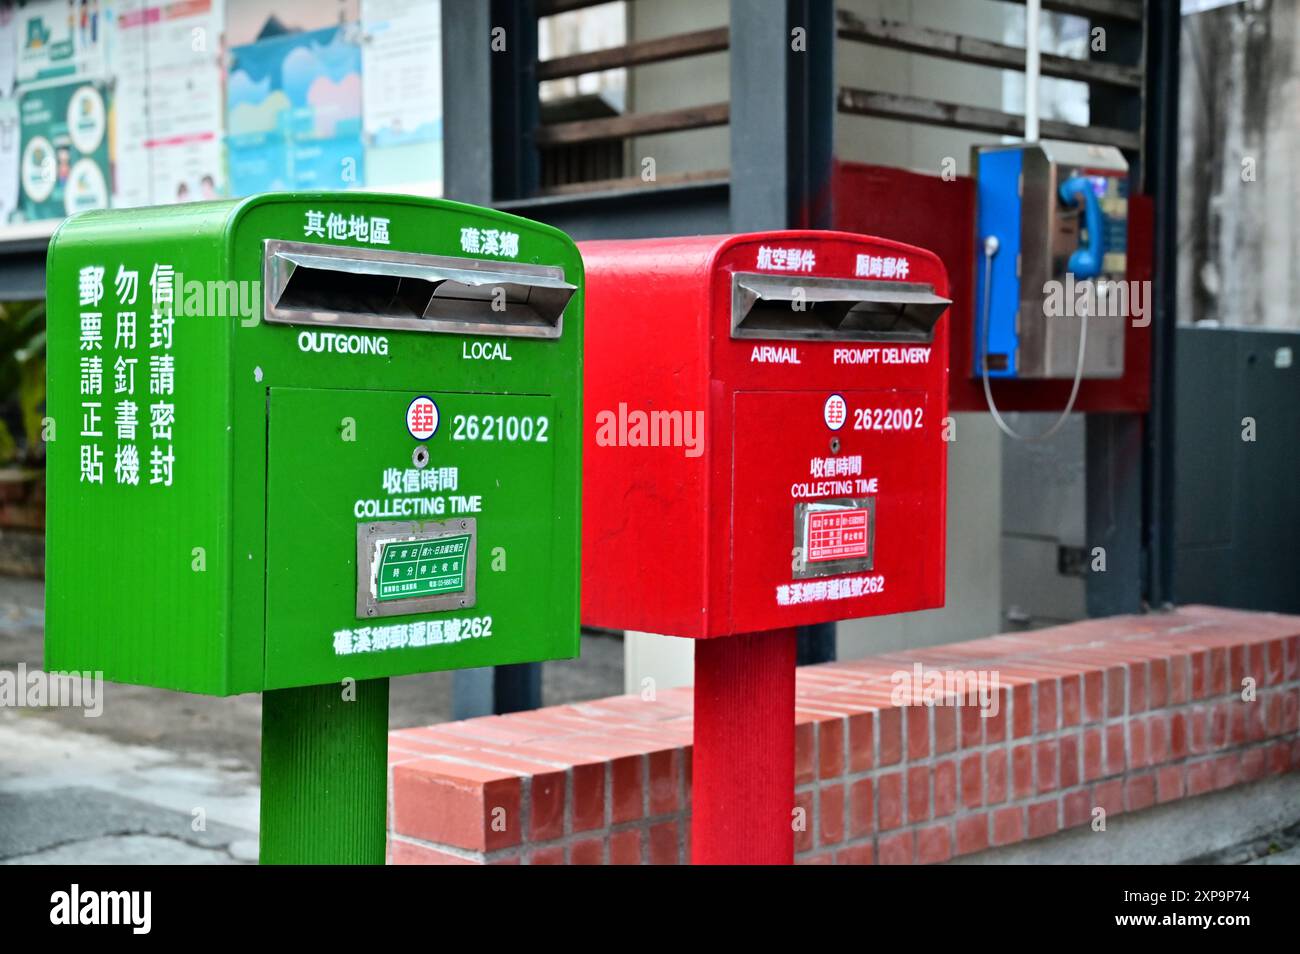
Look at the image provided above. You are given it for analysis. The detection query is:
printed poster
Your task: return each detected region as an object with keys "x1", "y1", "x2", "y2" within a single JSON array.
[
  {"x1": 110, "y1": 0, "x2": 225, "y2": 207},
  {"x1": 360, "y1": 0, "x2": 442, "y2": 194},
  {"x1": 15, "y1": 0, "x2": 107, "y2": 84},
  {"x1": 226, "y1": 23, "x2": 364, "y2": 194},
  {"x1": 18, "y1": 79, "x2": 111, "y2": 221}
]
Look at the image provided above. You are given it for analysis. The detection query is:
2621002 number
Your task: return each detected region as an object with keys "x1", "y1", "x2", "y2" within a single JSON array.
[{"x1": 451, "y1": 414, "x2": 550, "y2": 443}]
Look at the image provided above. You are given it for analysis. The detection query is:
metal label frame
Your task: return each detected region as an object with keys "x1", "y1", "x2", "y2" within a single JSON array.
[
  {"x1": 792, "y1": 497, "x2": 877, "y2": 580},
  {"x1": 356, "y1": 518, "x2": 478, "y2": 619}
]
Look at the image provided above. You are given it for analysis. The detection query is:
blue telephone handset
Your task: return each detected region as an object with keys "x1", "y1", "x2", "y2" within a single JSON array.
[{"x1": 1058, "y1": 175, "x2": 1103, "y2": 280}]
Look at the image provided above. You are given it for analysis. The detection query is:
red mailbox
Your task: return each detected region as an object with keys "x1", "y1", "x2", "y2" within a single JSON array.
[{"x1": 581, "y1": 231, "x2": 952, "y2": 864}]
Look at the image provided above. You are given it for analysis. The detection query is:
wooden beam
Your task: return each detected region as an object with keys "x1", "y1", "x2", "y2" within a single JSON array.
[
  {"x1": 837, "y1": 87, "x2": 1141, "y2": 150},
  {"x1": 836, "y1": 12, "x2": 1141, "y2": 89},
  {"x1": 533, "y1": 102, "x2": 729, "y2": 146},
  {"x1": 537, "y1": 27, "x2": 729, "y2": 80},
  {"x1": 534, "y1": 168, "x2": 729, "y2": 197}
]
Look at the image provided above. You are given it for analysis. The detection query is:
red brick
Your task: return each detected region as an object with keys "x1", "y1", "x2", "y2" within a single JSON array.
[
  {"x1": 848, "y1": 711, "x2": 873, "y2": 772},
  {"x1": 906, "y1": 705, "x2": 931, "y2": 760},
  {"x1": 609, "y1": 829, "x2": 642, "y2": 865},
  {"x1": 1239, "y1": 747, "x2": 1267, "y2": 783},
  {"x1": 960, "y1": 753, "x2": 983, "y2": 809},
  {"x1": 1062, "y1": 789, "x2": 1091, "y2": 828},
  {"x1": 1036, "y1": 740, "x2": 1059, "y2": 794},
  {"x1": 934, "y1": 760, "x2": 957, "y2": 818},
  {"x1": 529, "y1": 770, "x2": 566, "y2": 842},
  {"x1": 818, "y1": 718, "x2": 845, "y2": 780},
  {"x1": 1146, "y1": 714, "x2": 1169, "y2": 765},
  {"x1": 527, "y1": 845, "x2": 565, "y2": 865},
  {"x1": 1083, "y1": 728, "x2": 1103, "y2": 782},
  {"x1": 389, "y1": 839, "x2": 483, "y2": 865},
  {"x1": 795, "y1": 721, "x2": 816, "y2": 784},
  {"x1": 391, "y1": 760, "x2": 523, "y2": 852},
  {"x1": 1186, "y1": 760, "x2": 1215, "y2": 797},
  {"x1": 1125, "y1": 773, "x2": 1156, "y2": 812},
  {"x1": 907, "y1": 765, "x2": 930, "y2": 824},
  {"x1": 1169, "y1": 711, "x2": 1188, "y2": 758},
  {"x1": 1083, "y1": 670, "x2": 1104, "y2": 722},
  {"x1": 1027, "y1": 799, "x2": 1059, "y2": 840},
  {"x1": 985, "y1": 688, "x2": 1009, "y2": 742},
  {"x1": 836, "y1": 843, "x2": 874, "y2": 865},
  {"x1": 820, "y1": 783, "x2": 845, "y2": 846},
  {"x1": 1128, "y1": 718, "x2": 1147, "y2": 769},
  {"x1": 934, "y1": 705, "x2": 957, "y2": 755},
  {"x1": 1148, "y1": 658, "x2": 1168, "y2": 709},
  {"x1": 648, "y1": 821, "x2": 679, "y2": 864},
  {"x1": 1209, "y1": 648, "x2": 1228, "y2": 696},
  {"x1": 647, "y1": 749, "x2": 679, "y2": 816},
  {"x1": 1192, "y1": 651, "x2": 1208, "y2": 699},
  {"x1": 1012, "y1": 743, "x2": 1034, "y2": 799},
  {"x1": 1093, "y1": 779, "x2": 1124, "y2": 818},
  {"x1": 1212, "y1": 753, "x2": 1240, "y2": 790},
  {"x1": 796, "y1": 851, "x2": 834, "y2": 865},
  {"x1": 986, "y1": 748, "x2": 1008, "y2": 805},
  {"x1": 960, "y1": 703, "x2": 983, "y2": 748},
  {"x1": 1106, "y1": 666, "x2": 1126, "y2": 718},
  {"x1": 878, "y1": 707, "x2": 902, "y2": 765},
  {"x1": 1105, "y1": 723, "x2": 1126, "y2": 776},
  {"x1": 1156, "y1": 765, "x2": 1184, "y2": 803},
  {"x1": 1189, "y1": 706, "x2": 1209, "y2": 753},
  {"x1": 1037, "y1": 679, "x2": 1059, "y2": 734},
  {"x1": 878, "y1": 771, "x2": 904, "y2": 830},
  {"x1": 1266, "y1": 638, "x2": 1285, "y2": 683},
  {"x1": 571, "y1": 763, "x2": 606, "y2": 832},
  {"x1": 991, "y1": 806, "x2": 1024, "y2": 847},
  {"x1": 794, "y1": 789, "x2": 815, "y2": 853},
  {"x1": 916, "y1": 824, "x2": 953, "y2": 864},
  {"x1": 610, "y1": 755, "x2": 643, "y2": 825},
  {"x1": 570, "y1": 837, "x2": 604, "y2": 865},
  {"x1": 877, "y1": 830, "x2": 914, "y2": 865},
  {"x1": 955, "y1": 814, "x2": 990, "y2": 856},
  {"x1": 849, "y1": 778, "x2": 873, "y2": 838},
  {"x1": 1012, "y1": 684, "x2": 1033, "y2": 739},
  {"x1": 1266, "y1": 740, "x2": 1291, "y2": 775},
  {"x1": 1286, "y1": 635, "x2": 1300, "y2": 680},
  {"x1": 1061, "y1": 674, "x2": 1081, "y2": 727},
  {"x1": 1059, "y1": 733, "x2": 1080, "y2": 788},
  {"x1": 1129, "y1": 663, "x2": 1148, "y2": 714},
  {"x1": 1230, "y1": 644, "x2": 1248, "y2": 689},
  {"x1": 1169, "y1": 653, "x2": 1190, "y2": 704}
]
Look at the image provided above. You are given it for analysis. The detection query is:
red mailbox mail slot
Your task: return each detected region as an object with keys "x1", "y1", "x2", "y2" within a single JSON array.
[{"x1": 580, "y1": 231, "x2": 952, "y2": 638}]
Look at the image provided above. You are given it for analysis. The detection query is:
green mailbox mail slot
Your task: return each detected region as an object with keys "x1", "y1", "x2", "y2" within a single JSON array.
[{"x1": 46, "y1": 194, "x2": 584, "y2": 695}]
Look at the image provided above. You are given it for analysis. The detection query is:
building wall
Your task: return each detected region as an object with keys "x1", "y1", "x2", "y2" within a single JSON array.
[{"x1": 1178, "y1": 0, "x2": 1300, "y2": 330}]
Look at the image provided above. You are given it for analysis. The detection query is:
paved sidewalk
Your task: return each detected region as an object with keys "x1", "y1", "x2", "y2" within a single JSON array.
[{"x1": 0, "y1": 576, "x2": 622, "y2": 864}]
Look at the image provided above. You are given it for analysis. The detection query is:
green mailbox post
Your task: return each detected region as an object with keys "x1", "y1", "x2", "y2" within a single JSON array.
[{"x1": 45, "y1": 194, "x2": 584, "y2": 863}]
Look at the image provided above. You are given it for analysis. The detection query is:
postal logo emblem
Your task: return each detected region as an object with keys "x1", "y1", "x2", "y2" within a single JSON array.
[
  {"x1": 406, "y1": 396, "x2": 439, "y2": 440},
  {"x1": 823, "y1": 394, "x2": 847, "y2": 431}
]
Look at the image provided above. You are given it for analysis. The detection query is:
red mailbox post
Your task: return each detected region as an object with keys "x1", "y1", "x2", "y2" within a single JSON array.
[{"x1": 581, "y1": 231, "x2": 951, "y2": 864}]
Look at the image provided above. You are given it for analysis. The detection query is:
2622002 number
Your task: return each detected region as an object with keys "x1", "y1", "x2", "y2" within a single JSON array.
[
  {"x1": 451, "y1": 414, "x2": 550, "y2": 443},
  {"x1": 853, "y1": 407, "x2": 924, "y2": 432}
]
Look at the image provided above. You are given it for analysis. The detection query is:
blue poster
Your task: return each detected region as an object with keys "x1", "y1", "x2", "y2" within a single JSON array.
[{"x1": 226, "y1": 24, "x2": 364, "y2": 195}]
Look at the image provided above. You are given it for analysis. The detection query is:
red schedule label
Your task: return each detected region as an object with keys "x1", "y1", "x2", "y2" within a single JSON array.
[{"x1": 806, "y1": 508, "x2": 870, "y2": 563}]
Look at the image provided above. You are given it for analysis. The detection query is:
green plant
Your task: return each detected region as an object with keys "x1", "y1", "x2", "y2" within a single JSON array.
[{"x1": 0, "y1": 299, "x2": 48, "y2": 466}]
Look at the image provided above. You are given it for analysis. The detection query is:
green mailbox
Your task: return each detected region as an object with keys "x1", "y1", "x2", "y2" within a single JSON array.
[{"x1": 45, "y1": 193, "x2": 584, "y2": 862}]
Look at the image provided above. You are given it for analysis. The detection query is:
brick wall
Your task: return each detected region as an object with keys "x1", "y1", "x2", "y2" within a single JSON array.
[{"x1": 388, "y1": 606, "x2": 1300, "y2": 864}]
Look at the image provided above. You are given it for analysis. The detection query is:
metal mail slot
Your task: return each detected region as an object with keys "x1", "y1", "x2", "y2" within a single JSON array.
[
  {"x1": 264, "y1": 240, "x2": 575, "y2": 339},
  {"x1": 731, "y1": 272, "x2": 950, "y2": 343}
]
